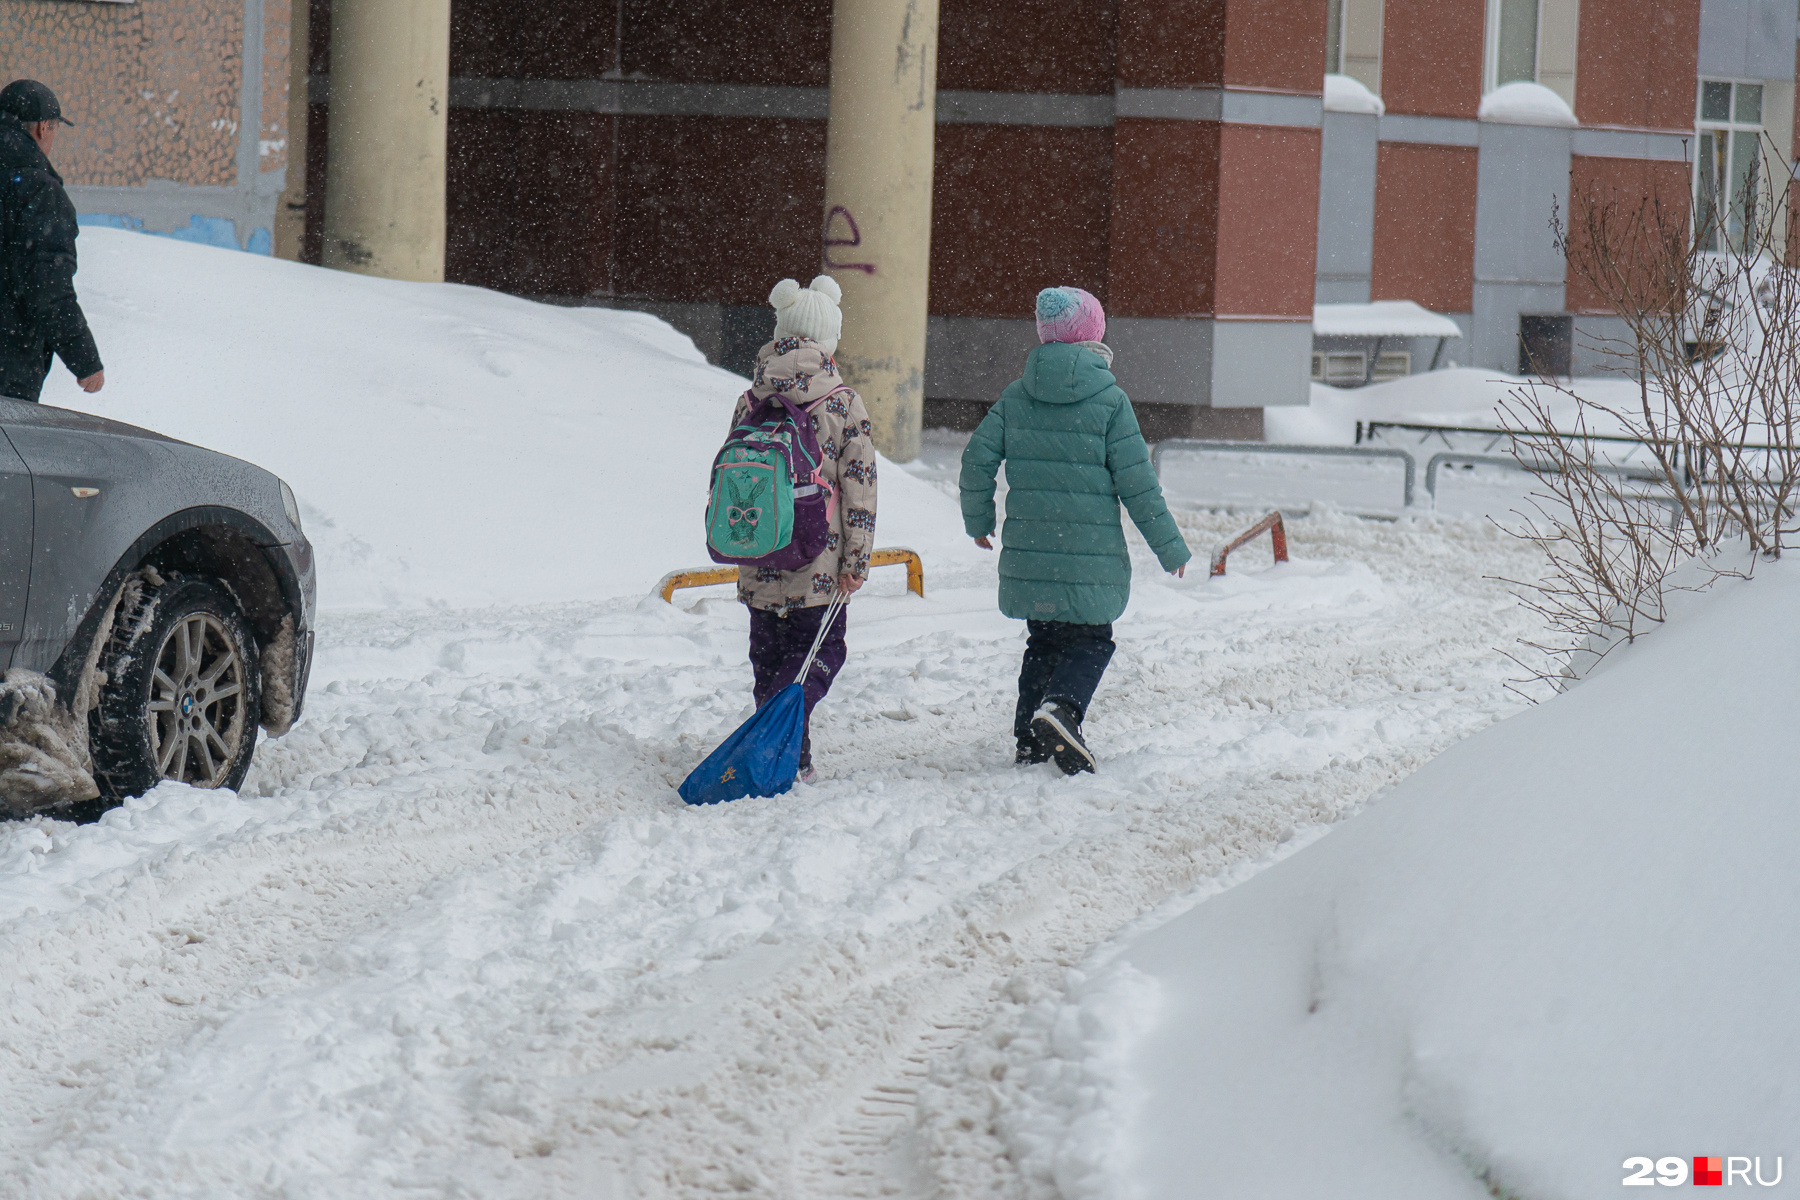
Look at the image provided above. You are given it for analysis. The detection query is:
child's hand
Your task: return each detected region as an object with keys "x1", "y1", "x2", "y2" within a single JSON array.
[
  {"x1": 974, "y1": 536, "x2": 993, "y2": 550},
  {"x1": 1171, "y1": 564, "x2": 1186, "y2": 578},
  {"x1": 838, "y1": 574, "x2": 865, "y2": 593}
]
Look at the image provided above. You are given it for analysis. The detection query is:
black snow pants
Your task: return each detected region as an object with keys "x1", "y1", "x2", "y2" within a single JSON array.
[{"x1": 1012, "y1": 619, "x2": 1116, "y2": 742}]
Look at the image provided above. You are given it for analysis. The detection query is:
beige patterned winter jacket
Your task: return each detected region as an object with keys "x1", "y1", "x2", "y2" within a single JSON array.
[{"x1": 731, "y1": 337, "x2": 878, "y2": 613}]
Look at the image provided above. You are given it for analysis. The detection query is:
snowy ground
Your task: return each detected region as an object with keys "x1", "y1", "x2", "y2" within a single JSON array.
[
  {"x1": 1, "y1": 232, "x2": 1555, "y2": 1198},
  {"x1": 963, "y1": 554, "x2": 1800, "y2": 1200},
  {"x1": 0, "y1": 512, "x2": 1549, "y2": 1199}
]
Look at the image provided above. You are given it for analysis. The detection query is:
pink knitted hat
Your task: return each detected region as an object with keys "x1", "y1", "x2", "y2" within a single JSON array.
[{"x1": 1035, "y1": 286, "x2": 1105, "y2": 344}]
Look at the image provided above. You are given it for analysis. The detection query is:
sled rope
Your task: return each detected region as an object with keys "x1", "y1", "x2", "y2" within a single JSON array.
[{"x1": 795, "y1": 589, "x2": 848, "y2": 686}]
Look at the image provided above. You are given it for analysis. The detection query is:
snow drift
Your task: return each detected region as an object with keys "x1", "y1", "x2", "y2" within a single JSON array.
[
  {"x1": 40, "y1": 228, "x2": 971, "y2": 611},
  {"x1": 1037, "y1": 561, "x2": 1800, "y2": 1199}
]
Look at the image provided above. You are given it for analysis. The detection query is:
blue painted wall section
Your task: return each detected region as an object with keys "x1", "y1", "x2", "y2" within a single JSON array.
[{"x1": 77, "y1": 214, "x2": 274, "y2": 254}]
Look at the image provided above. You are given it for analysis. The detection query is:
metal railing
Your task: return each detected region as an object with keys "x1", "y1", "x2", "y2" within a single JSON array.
[
  {"x1": 1151, "y1": 430, "x2": 1783, "y2": 516},
  {"x1": 1152, "y1": 439, "x2": 1418, "y2": 508},
  {"x1": 1210, "y1": 511, "x2": 1288, "y2": 576},
  {"x1": 1425, "y1": 451, "x2": 1669, "y2": 495},
  {"x1": 658, "y1": 547, "x2": 925, "y2": 602},
  {"x1": 1361, "y1": 421, "x2": 1689, "y2": 479},
  {"x1": 1424, "y1": 452, "x2": 1538, "y2": 500},
  {"x1": 1423, "y1": 451, "x2": 1683, "y2": 521},
  {"x1": 1362, "y1": 420, "x2": 1794, "y2": 488}
]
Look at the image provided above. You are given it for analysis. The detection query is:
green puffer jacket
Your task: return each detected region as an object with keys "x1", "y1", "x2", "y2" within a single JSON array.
[{"x1": 959, "y1": 342, "x2": 1191, "y2": 625}]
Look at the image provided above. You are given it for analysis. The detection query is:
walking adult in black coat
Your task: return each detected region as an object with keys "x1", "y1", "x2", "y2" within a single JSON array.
[{"x1": 0, "y1": 80, "x2": 103, "y2": 403}]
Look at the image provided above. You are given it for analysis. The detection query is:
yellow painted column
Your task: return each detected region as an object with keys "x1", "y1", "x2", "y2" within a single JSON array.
[
  {"x1": 321, "y1": 0, "x2": 450, "y2": 281},
  {"x1": 822, "y1": 0, "x2": 940, "y2": 463}
]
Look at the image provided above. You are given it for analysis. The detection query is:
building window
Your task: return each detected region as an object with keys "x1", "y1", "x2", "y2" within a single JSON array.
[
  {"x1": 1326, "y1": 0, "x2": 1345, "y2": 75},
  {"x1": 1485, "y1": 0, "x2": 1540, "y2": 91},
  {"x1": 1371, "y1": 350, "x2": 1411, "y2": 382},
  {"x1": 1312, "y1": 351, "x2": 1366, "y2": 384},
  {"x1": 1310, "y1": 350, "x2": 1411, "y2": 386},
  {"x1": 1695, "y1": 79, "x2": 1764, "y2": 253}
]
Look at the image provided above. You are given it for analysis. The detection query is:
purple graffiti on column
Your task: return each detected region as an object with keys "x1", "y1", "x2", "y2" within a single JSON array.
[{"x1": 823, "y1": 205, "x2": 877, "y2": 274}]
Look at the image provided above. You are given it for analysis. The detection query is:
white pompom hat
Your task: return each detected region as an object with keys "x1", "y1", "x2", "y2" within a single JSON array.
[{"x1": 769, "y1": 274, "x2": 843, "y2": 354}]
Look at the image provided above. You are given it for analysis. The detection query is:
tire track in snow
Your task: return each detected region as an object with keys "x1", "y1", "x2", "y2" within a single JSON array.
[
  {"x1": 0, "y1": 513, "x2": 1551, "y2": 1198},
  {"x1": 782, "y1": 755, "x2": 1474, "y2": 1200},
  {"x1": 0, "y1": 689, "x2": 680, "y2": 1185}
]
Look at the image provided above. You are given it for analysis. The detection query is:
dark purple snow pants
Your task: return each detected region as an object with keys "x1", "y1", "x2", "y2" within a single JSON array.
[{"x1": 748, "y1": 603, "x2": 848, "y2": 768}]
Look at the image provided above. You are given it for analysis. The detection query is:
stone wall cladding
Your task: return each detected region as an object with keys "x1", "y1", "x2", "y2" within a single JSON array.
[
  {"x1": 446, "y1": 108, "x2": 614, "y2": 296},
  {"x1": 612, "y1": 114, "x2": 827, "y2": 306},
  {"x1": 1379, "y1": 0, "x2": 1482, "y2": 118},
  {"x1": 931, "y1": 124, "x2": 1114, "y2": 316},
  {"x1": 1575, "y1": 0, "x2": 1703, "y2": 130},
  {"x1": 0, "y1": 0, "x2": 244, "y2": 188},
  {"x1": 263, "y1": 0, "x2": 291, "y2": 175},
  {"x1": 1564, "y1": 156, "x2": 1692, "y2": 313},
  {"x1": 1371, "y1": 141, "x2": 1478, "y2": 313},
  {"x1": 938, "y1": 0, "x2": 1118, "y2": 94},
  {"x1": 451, "y1": 0, "x2": 618, "y2": 80},
  {"x1": 620, "y1": 0, "x2": 829, "y2": 86}
]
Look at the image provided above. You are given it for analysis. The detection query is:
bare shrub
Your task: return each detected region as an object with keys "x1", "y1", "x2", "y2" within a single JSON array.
[{"x1": 1497, "y1": 134, "x2": 1800, "y2": 684}]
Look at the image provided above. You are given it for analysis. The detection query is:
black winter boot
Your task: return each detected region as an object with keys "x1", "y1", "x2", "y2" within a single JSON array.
[
  {"x1": 1015, "y1": 734, "x2": 1051, "y2": 766},
  {"x1": 1031, "y1": 701, "x2": 1095, "y2": 775}
]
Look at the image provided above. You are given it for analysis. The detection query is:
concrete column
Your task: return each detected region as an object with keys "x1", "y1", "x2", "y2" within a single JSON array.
[
  {"x1": 1472, "y1": 110, "x2": 1572, "y2": 371},
  {"x1": 322, "y1": 0, "x2": 450, "y2": 281},
  {"x1": 272, "y1": 0, "x2": 310, "y2": 262},
  {"x1": 1316, "y1": 74, "x2": 1383, "y2": 305},
  {"x1": 1315, "y1": 105, "x2": 1380, "y2": 304},
  {"x1": 822, "y1": 0, "x2": 940, "y2": 463}
]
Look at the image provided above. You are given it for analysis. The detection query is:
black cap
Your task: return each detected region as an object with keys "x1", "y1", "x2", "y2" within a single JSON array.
[{"x1": 0, "y1": 80, "x2": 74, "y2": 127}]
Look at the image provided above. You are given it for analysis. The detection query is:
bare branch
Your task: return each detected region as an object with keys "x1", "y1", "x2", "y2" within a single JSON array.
[{"x1": 1496, "y1": 157, "x2": 1797, "y2": 689}]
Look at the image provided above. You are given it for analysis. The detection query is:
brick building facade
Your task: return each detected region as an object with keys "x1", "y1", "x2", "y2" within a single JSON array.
[
  {"x1": 1316, "y1": 0, "x2": 1796, "y2": 381},
  {"x1": 5, "y1": 1, "x2": 1794, "y2": 441},
  {"x1": 300, "y1": 0, "x2": 1335, "y2": 440}
]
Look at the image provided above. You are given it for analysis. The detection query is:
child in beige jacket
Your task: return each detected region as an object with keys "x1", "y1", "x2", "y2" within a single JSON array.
[{"x1": 732, "y1": 276, "x2": 877, "y2": 780}]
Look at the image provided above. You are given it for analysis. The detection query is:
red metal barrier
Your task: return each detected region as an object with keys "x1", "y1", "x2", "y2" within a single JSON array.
[{"x1": 1209, "y1": 511, "x2": 1289, "y2": 577}]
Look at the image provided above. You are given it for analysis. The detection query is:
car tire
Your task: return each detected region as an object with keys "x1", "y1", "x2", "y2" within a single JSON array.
[{"x1": 92, "y1": 575, "x2": 262, "y2": 802}]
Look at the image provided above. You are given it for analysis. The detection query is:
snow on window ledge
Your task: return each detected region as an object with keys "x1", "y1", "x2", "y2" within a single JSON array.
[
  {"x1": 1478, "y1": 81, "x2": 1577, "y2": 127},
  {"x1": 1323, "y1": 73, "x2": 1384, "y2": 117}
]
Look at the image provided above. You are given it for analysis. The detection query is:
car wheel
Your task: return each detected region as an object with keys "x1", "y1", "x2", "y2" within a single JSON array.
[{"x1": 93, "y1": 575, "x2": 262, "y2": 801}]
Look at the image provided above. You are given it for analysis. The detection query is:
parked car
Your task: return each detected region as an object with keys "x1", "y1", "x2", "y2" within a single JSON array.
[{"x1": 0, "y1": 396, "x2": 314, "y2": 816}]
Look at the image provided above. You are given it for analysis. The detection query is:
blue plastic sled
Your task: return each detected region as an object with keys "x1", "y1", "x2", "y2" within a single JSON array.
[
  {"x1": 679, "y1": 682, "x2": 804, "y2": 805},
  {"x1": 679, "y1": 590, "x2": 846, "y2": 806}
]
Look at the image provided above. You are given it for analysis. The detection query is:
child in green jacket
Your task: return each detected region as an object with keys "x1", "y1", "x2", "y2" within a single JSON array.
[{"x1": 959, "y1": 287, "x2": 1192, "y2": 774}]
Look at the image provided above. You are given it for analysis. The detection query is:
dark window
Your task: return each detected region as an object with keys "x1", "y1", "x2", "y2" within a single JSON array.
[{"x1": 1518, "y1": 313, "x2": 1572, "y2": 377}]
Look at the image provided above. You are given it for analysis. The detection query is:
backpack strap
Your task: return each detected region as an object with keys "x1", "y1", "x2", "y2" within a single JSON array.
[
  {"x1": 798, "y1": 388, "x2": 849, "y2": 518},
  {"x1": 746, "y1": 389, "x2": 824, "y2": 473}
]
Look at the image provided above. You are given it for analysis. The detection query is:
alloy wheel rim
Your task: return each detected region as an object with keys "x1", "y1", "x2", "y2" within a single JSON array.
[{"x1": 147, "y1": 612, "x2": 246, "y2": 787}]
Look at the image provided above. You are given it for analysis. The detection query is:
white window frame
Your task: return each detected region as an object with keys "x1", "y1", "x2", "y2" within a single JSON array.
[
  {"x1": 1484, "y1": 0, "x2": 1542, "y2": 93},
  {"x1": 1315, "y1": 351, "x2": 1367, "y2": 385},
  {"x1": 1371, "y1": 350, "x2": 1412, "y2": 382},
  {"x1": 1693, "y1": 78, "x2": 1766, "y2": 253}
]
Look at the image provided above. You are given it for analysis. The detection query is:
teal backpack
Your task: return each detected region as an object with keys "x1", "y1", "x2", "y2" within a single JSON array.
[{"x1": 705, "y1": 390, "x2": 835, "y2": 568}]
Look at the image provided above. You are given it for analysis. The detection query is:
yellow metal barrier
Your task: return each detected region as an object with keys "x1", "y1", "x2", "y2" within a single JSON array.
[{"x1": 658, "y1": 546, "x2": 925, "y2": 603}]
